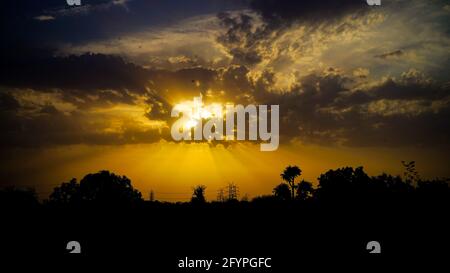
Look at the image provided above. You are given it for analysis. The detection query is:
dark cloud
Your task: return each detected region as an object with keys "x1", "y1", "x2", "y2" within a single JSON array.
[
  {"x1": 39, "y1": 104, "x2": 60, "y2": 115},
  {"x1": 0, "y1": 43, "x2": 172, "y2": 147},
  {"x1": 221, "y1": 65, "x2": 253, "y2": 96},
  {"x1": 331, "y1": 104, "x2": 450, "y2": 148},
  {"x1": 1, "y1": 46, "x2": 150, "y2": 94},
  {"x1": 1, "y1": 35, "x2": 449, "y2": 149},
  {"x1": 375, "y1": 49, "x2": 404, "y2": 59},
  {"x1": 250, "y1": 68, "x2": 450, "y2": 147},
  {"x1": 1, "y1": 52, "x2": 449, "y2": 149},
  {"x1": 253, "y1": 71, "x2": 352, "y2": 145},
  {"x1": 250, "y1": 0, "x2": 367, "y2": 25},
  {"x1": 335, "y1": 71, "x2": 448, "y2": 107},
  {"x1": 217, "y1": 1, "x2": 368, "y2": 68},
  {"x1": 365, "y1": 79, "x2": 445, "y2": 101},
  {"x1": 217, "y1": 12, "x2": 266, "y2": 66},
  {"x1": 0, "y1": 93, "x2": 20, "y2": 112},
  {"x1": 0, "y1": 104, "x2": 171, "y2": 148},
  {"x1": 146, "y1": 97, "x2": 171, "y2": 121},
  {"x1": 0, "y1": 53, "x2": 255, "y2": 147}
]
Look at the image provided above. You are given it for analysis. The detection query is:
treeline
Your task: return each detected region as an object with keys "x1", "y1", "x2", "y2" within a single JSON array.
[{"x1": 1, "y1": 163, "x2": 449, "y2": 210}]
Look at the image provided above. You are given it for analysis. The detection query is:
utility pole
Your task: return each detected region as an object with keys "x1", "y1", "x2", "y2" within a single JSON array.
[{"x1": 149, "y1": 190, "x2": 155, "y2": 201}]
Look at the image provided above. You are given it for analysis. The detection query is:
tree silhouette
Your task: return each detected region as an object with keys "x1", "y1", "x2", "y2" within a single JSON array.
[
  {"x1": 3, "y1": 164, "x2": 448, "y2": 213},
  {"x1": 191, "y1": 185, "x2": 206, "y2": 204},
  {"x1": 296, "y1": 180, "x2": 314, "y2": 201},
  {"x1": 316, "y1": 166, "x2": 371, "y2": 203},
  {"x1": 49, "y1": 170, "x2": 142, "y2": 206},
  {"x1": 280, "y1": 165, "x2": 302, "y2": 200},
  {"x1": 49, "y1": 178, "x2": 80, "y2": 204},
  {"x1": 401, "y1": 161, "x2": 420, "y2": 185},
  {"x1": 273, "y1": 183, "x2": 291, "y2": 200}
]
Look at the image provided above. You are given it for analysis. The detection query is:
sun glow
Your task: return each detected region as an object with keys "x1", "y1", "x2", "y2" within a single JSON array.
[
  {"x1": 176, "y1": 94, "x2": 224, "y2": 133},
  {"x1": 184, "y1": 119, "x2": 198, "y2": 130},
  {"x1": 171, "y1": 95, "x2": 280, "y2": 151}
]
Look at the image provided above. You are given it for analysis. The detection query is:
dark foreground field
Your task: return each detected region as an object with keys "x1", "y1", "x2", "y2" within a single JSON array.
[
  {"x1": 2, "y1": 197, "x2": 449, "y2": 271},
  {"x1": 1, "y1": 167, "x2": 449, "y2": 271}
]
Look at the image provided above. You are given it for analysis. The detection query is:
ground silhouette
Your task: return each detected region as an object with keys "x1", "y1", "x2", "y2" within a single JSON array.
[{"x1": 1, "y1": 164, "x2": 448, "y2": 268}]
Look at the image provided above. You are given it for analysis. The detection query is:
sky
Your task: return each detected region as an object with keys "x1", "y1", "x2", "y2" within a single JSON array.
[{"x1": 1, "y1": 0, "x2": 449, "y2": 201}]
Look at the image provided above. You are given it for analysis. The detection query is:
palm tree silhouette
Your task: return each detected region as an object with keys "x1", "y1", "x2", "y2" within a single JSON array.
[
  {"x1": 281, "y1": 165, "x2": 302, "y2": 200},
  {"x1": 191, "y1": 185, "x2": 207, "y2": 204}
]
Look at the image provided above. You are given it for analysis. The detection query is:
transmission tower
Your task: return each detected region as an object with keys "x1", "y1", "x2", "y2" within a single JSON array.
[
  {"x1": 217, "y1": 188, "x2": 225, "y2": 202},
  {"x1": 226, "y1": 182, "x2": 239, "y2": 201}
]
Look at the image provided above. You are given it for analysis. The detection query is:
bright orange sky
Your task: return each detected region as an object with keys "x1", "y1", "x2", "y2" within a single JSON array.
[{"x1": 3, "y1": 142, "x2": 449, "y2": 201}]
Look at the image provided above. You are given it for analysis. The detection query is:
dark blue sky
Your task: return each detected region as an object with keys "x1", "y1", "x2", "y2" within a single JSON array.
[{"x1": 2, "y1": 0, "x2": 246, "y2": 46}]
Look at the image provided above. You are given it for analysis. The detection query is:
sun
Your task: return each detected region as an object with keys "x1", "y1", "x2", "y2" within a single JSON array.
[
  {"x1": 177, "y1": 95, "x2": 221, "y2": 131},
  {"x1": 184, "y1": 119, "x2": 198, "y2": 130}
]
